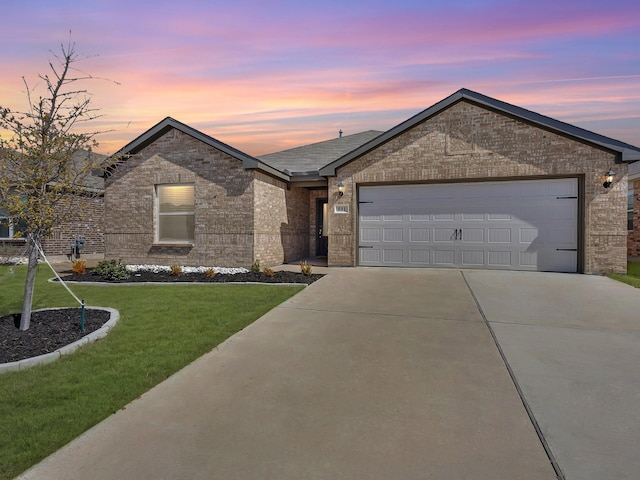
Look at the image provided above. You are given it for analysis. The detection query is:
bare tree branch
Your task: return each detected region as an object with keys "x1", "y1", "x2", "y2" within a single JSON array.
[{"x1": 0, "y1": 41, "x2": 112, "y2": 330}]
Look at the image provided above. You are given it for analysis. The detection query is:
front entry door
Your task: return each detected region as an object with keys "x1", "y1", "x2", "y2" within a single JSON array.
[{"x1": 316, "y1": 198, "x2": 328, "y2": 257}]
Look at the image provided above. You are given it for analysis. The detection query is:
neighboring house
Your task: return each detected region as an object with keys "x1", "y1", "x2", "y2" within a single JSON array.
[
  {"x1": 104, "y1": 88, "x2": 640, "y2": 274},
  {"x1": 628, "y1": 161, "x2": 640, "y2": 256},
  {"x1": 0, "y1": 150, "x2": 106, "y2": 260}
]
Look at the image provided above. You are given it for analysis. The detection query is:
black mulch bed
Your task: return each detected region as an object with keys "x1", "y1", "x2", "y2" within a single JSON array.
[
  {"x1": 2, "y1": 269, "x2": 321, "y2": 365},
  {"x1": 60, "y1": 269, "x2": 324, "y2": 285},
  {"x1": 0, "y1": 308, "x2": 111, "y2": 364}
]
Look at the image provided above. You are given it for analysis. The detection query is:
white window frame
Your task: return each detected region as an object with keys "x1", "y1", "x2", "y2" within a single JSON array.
[
  {"x1": 0, "y1": 216, "x2": 16, "y2": 239},
  {"x1": 0, "y1": 214, "x2": 25, "y2": 240},
  {"x1": 155, "y1": 184, "x2": 195, "y2": 244}
]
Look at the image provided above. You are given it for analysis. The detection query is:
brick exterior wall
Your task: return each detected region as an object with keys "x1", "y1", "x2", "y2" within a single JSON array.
[
  {"x1": 629, "y1": 178, "x2": 640, "y2": 257},
  {"x1": 43, "y1": 194, "x2": 105, "y2": 256},
  {"x1": 0, "y1": 193, "x2": 105, "y2": 260},
  {"x1": 105, "y1": 129, "x2": 255, "y2": 267},
  {"x1": 328, "y1": 100, "x2": 628, "y2": 274},
  {"x1": 253, "y1": 172, "x2": 310, "y2": 266},
  {"x1": 104, "y1": 128, "x2": 310, "y2": 268}
]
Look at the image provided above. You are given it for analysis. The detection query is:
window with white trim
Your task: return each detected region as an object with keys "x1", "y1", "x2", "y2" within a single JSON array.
[
  {"x1": 156, "y1": 184, "x2": 195, "y2": 243},
  {"x1": 0, "y1": 208, "x2": 26, "y2": 239}
]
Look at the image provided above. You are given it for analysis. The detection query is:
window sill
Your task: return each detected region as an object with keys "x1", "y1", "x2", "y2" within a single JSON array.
[
  {"x1": 151, "y1": 243, "x2": 194, "y2": 248},
  {"x1": 0, "y1": 238, "x2": 27, "y2": 243}
]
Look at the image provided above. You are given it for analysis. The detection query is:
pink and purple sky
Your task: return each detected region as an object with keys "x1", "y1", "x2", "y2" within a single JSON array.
[{"x1": 2, "y1": 0, "x2": 639, "y2": 155}]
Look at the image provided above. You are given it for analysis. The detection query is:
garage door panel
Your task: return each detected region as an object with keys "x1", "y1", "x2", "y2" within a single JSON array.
[
  {"x1": 383, "y1": 249, "x2": 404, "y2": 263},
  {"x1": 462, "y1": 250, "x2": 485, "y2": 265},
  {"x1": 462, "y1": 212, "x2": 485, "y2": 220},
  {"x1": 488, "y1": 228, "x2": 511, "y2": 243},
  {"x1": 360, "y1": 228, "x2": 381, "y2": 242},
  {"x1": 434, "y1": 228, "x2": 456, "y2": 242},
  {"x1": 360, "y1": 248, "x2": 381, "y2": 264},
  {"x1": 382, "y1": 228, "x2": 403, "y2": 242},
  {"x1": 409, "y1": 250, "x2": 431, "y2": 264},
  {"x1": 488, "y1": 212, "x2": 512, "y2": 220},
  {"x1": 358, "y1": 179, "x2": 578, "y2": 272},
  {"x1": 433, "y1": 250, "x2": 455, "y2": 265},
  {"x1": 488, "y1": 251, "x2": 512, "y2": 267},
  {"x1": 549, "y1": 204, "x2": 576, "y2": 220},
  {"x1": 462, "y1": 228, "x2": 484, "y2": 243},
  {"x1": 549, "y1": 227, "x2": 576, "y2": 244},
  {"x1": 433, "y1": 213, "x2": 456, "y2": 221},
  {"x1": 409, "y1": 228, "x2": 430, "y2": 242}
]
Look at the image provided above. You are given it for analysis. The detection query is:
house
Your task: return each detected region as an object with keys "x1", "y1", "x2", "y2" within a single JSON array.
[
  {"x1": 104, "y1": 88, "x2": 640, "y2": 274},
  {"x1": 628, "y1": 161, "x2": 640, "y2": 257},
  {"x1": 0, "y1": 150, "x2": 106, "y2": 261}
]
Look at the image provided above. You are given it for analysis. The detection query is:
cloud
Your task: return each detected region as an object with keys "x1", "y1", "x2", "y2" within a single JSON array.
[{"x1": 1, "y1": 0, "x2": 639, "y2": 154}]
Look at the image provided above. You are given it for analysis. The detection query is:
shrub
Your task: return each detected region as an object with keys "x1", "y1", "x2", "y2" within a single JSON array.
[
  {"x1": 251, "y1": 259, "x2": 261, "y2": 274},
  {"x1": 71, "y1": 259, "x2": 86, "y2": 275},
  {"x1": 170, "y1": 265, "x2": 183, "y2": 276},
  {"x1": 93, "y1": 259, "x2": 130, "y2": 281},
  {"x1": 263, "y1": 267, "x2": 275, "y2": 277},
  {"x1": 299, "y1": 260, "x2": 313, "y2": 276},
  {"x1": 204, "y1": 267, "x2": 216, "y2": 278}
]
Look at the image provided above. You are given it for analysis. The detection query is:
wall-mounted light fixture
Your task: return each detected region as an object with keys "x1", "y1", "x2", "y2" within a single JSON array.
[
  {"x1": 337, "y1": 181, "x2": 345, "y2": 197},
  {"x1": 603, "y1": 170, "x2": 616, "y2": 189}
]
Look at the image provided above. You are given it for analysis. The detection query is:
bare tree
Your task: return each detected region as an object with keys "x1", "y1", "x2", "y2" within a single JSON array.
[{"x1": 0, "y1": 41, "x2": 106, "y2": 330}]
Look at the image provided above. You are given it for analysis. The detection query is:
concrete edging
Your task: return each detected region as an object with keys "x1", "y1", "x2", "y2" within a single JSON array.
[
  {"x1": 48, "y1": 278, "x2": 312, "y2": 287},
  {"x1": 0, "y1": 307, "x2": 120, "y2": 374}
]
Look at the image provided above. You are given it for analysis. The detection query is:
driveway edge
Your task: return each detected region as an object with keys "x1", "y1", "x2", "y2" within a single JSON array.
[{"x1": 460, "y1": 271, "x2": 564, "y2": 480}]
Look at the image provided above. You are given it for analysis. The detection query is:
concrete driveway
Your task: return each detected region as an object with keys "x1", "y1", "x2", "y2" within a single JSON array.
[
  {"x1": 17, "y1": 268, "x2": 640, "y2": 480},
  {"x1": 464, "y1": 270, "x2": 640, "y2": 480}
]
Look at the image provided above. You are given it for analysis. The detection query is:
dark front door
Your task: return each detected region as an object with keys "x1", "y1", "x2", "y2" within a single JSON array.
[{"x1": 316, "y1": 198, "x2": 328, "y2": 257}]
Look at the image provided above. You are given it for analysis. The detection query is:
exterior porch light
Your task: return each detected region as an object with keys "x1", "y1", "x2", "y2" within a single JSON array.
[
  {"x1": 603, "y1": 170, "x2": 616, "y2": 189},
  {"x1": 337, "y1": 181, "x2": 345, "y2": 196}
]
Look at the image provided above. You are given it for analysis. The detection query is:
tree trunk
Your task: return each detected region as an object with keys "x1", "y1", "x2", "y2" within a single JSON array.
[{"x1": 20, "y1": 234, "x2": 40, "y2": 331}]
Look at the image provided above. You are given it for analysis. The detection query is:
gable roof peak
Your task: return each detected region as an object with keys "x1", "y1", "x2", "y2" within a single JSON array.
[
  {"x1": 319, "y1": 88, "x2": 640, "y2": 176},
  {"x1": 110, "y1": 116, "x2": 289, "y2": 181}
]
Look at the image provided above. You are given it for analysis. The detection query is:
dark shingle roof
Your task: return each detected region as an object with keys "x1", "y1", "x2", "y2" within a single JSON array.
[
  {"x1": 113, "y1": 117, "x2": 289, "y2": 181},
  {"x1": 259, "y1": 130, "x2": 383, "y2": 173},
  {"x1": 320, "y1": 88, "x2": 640, "y2": 176}
]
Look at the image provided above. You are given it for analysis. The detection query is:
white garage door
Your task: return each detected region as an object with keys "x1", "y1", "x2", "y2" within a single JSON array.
[{"x1": 358, "y1": 179, "x2": 578, "y2": 272}]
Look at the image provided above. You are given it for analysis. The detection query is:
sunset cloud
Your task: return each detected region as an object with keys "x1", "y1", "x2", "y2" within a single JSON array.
[{"x1": 1, "y1": 0, "x2": 639, "y2": 155}]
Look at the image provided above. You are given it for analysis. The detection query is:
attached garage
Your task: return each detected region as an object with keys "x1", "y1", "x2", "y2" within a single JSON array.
[
  {"x1": 358, "y1": 179, "x2": 578, "y2": 272},
  {"x1": 320, "y1": 89, "x2": 639, "y2": 274}
]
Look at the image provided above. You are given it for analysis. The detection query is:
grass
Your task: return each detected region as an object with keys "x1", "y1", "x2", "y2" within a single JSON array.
[
  {"x1": 608, "y1": 261, "x2": 640, "y2": 288},
  {"x1": 0, "y1": 264, "x2": 304, "y2": 480}
]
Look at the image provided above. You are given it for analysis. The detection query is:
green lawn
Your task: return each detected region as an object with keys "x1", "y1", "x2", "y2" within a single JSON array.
[
  {"x1": 609, "y1": 261, "x2": 640, "y2": 288},
  {"x1": 0, "y1": 264, "x2": 303, "y2": 480}
]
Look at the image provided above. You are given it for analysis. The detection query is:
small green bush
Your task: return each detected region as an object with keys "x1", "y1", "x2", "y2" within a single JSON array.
[
  {"x1": 251, "y1": 259, "x2": 261, "y2": 274},
  {"x1": 92, "y1": 259, "x2": 130, "y2": 281}
]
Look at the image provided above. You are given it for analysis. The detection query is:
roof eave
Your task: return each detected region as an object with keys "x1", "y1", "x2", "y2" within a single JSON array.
[
  {"x1": 320, "y1": 88, "x2": 640, "y2": 175},
  {"x1": 245, "y1": 161, "x2": 290, "y2": 181},
  {"x1": 622, "y1": 148, "x2": 640, "y2": 163},
  {"x1": 110, "y1": 117, "x2": 290, "y2": 180}
]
